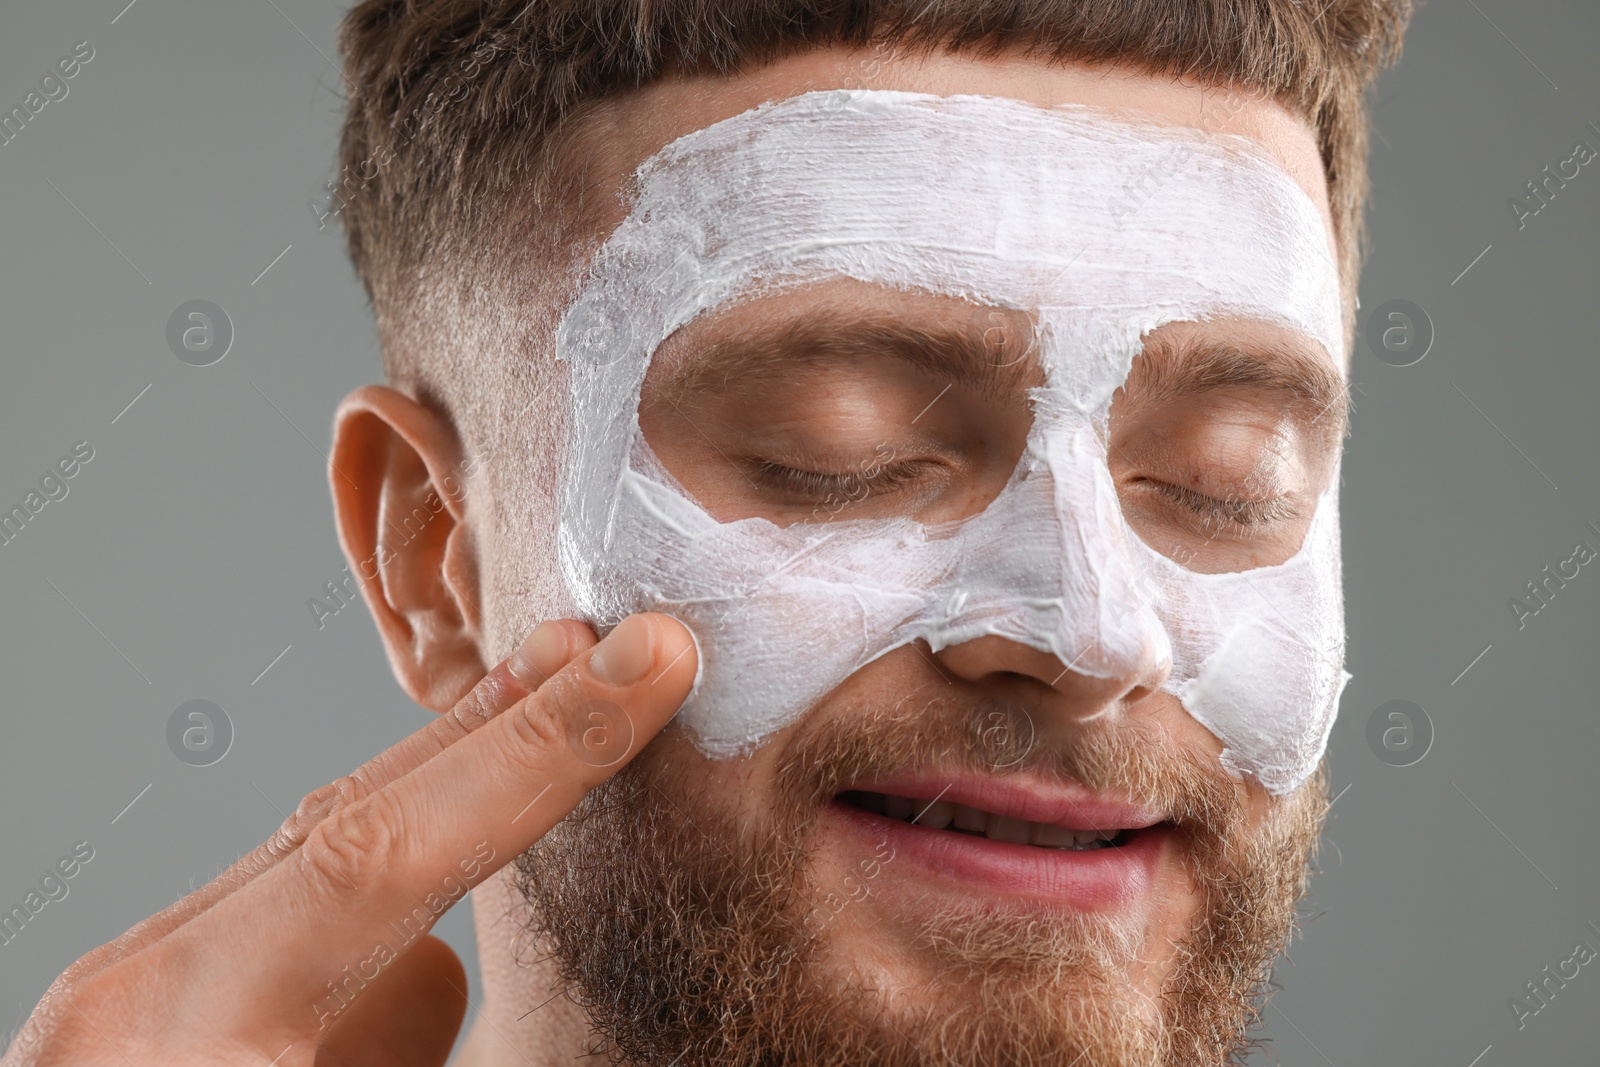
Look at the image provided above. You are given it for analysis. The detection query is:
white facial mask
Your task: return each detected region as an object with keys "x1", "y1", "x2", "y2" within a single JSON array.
[{"x1": 554, "y1": 90, "x2": 1349, "y2": 796}]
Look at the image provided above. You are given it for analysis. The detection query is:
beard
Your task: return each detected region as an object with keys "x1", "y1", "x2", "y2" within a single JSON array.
[{"x1": 511, "y1": 686, "x2": 1328, "y2": 1066}]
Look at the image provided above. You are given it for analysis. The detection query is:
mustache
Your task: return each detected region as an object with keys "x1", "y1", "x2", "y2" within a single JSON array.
[
  {"x1": 516, "y1": 685, "x2": 1330, "y2": 1067},
  {"x1": 768, "y1": 687, "x2": 1248, "y2": 847}
]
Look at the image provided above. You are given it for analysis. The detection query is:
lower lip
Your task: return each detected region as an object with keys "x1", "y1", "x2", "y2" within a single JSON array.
[{"x1": 824, "y1": 800, "x2": 1167, "y2": 912}]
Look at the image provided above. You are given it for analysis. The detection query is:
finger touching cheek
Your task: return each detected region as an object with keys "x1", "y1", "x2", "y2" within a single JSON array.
[
  {"x1": 505, "y1": 617, "x2": 601, "y2": 691},
  {"x1": 492, "y1": 612, "x2": 699, "y2": 796},
  {"x1": 169, "y1": 614, "x2": 699, "y2": 1038}
]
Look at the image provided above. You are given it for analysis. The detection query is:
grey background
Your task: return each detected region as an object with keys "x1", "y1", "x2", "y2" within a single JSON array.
[{"x1": 1, "y1": 1, "x2": 1596, "y2": 1063}]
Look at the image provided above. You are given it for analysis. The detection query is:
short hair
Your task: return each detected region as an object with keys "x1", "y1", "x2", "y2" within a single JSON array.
[{"x1": 332, "y1": 0, "x2": 1411, "y2": 440}]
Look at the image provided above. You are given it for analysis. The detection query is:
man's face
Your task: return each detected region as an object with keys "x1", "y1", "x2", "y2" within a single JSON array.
[{"x1": 505, "y1": 47, "x2": 1344, "y2": 1066}]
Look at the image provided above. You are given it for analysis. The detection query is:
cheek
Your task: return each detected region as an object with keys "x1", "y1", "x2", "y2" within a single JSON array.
[{"x1": 653, "y1": 720, "x2": 782, "y2": 822}]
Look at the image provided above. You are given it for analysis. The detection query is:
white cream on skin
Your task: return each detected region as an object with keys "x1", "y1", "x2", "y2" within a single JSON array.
[{"x1": 554, "y1": 90, "x2": 1349, "y2": 796}]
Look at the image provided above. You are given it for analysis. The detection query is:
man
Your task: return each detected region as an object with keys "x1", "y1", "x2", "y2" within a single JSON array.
[{"x1": 6, "y1": 1, "x2": 1411, "y2": 1064}]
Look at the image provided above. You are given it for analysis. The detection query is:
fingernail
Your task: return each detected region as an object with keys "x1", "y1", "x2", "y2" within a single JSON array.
[
  {"x1": 589, "y1": 615, "x2": 653, "y2": 686},
  {"x1": 507, "y1": 621, "x2": 567, "y2": 688}
]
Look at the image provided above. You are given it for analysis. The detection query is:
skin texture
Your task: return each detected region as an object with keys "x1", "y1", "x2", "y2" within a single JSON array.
[{"x1": 3, "y1": 45, "x2": 1343, "y2": 1067}]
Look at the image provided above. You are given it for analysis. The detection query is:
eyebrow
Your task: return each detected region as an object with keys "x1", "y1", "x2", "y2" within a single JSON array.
[
  {"x1": 655, "y1": 310, "x2": 1043, "y2": 404},
  {"x1": 656, "y1": 310, "x2": 1349, "y2": 437},
  {"x1": 1125, "y1": 334, "x2": 1351, "y2": 440}
]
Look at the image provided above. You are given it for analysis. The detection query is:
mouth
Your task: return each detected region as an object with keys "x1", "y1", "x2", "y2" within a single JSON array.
[
  {"x1": 821, "y1": 774, "x2": 1173, "y2": 912},
  {"x1": 837, "y1": 789, "x2": 1140, "y2": 850}
]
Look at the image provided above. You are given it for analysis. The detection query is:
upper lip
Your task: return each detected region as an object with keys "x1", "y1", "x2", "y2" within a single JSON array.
[{"x1": 841, "y1": 770, "x2": 1168, "y2": 834}]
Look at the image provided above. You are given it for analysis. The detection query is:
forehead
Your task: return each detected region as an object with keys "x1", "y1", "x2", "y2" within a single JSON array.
[
  {"x1": 589, "y1": 44, "x2": 1336, "y2": 281},
  {"x1": 562, "y1": 87, "x2": 1347, "y2": 398}
]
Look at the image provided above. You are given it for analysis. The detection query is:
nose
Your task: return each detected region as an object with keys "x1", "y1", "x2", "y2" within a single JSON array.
[{"x1": 932, "y1": 633, "x2": 1171, "y2": 721}]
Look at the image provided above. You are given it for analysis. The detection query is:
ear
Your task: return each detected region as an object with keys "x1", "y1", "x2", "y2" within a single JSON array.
[{"x1": 330, "y1": 384, "x2": 486, "y2": 711}]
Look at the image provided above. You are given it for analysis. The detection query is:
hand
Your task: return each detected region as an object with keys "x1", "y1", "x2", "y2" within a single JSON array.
[{"x1": 4, "y1": 614, "x2": 698, "y2": 1067}]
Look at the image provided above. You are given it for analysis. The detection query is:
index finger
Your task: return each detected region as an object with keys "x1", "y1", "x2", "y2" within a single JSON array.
[
  {"x1": 178, "y1": 613, "x2": 699, "y2": 1038},
  {"x1": 324, "y1": 618, "x2": 602, "y2": 803},
  {"x1": 45, "y1": 619, "x2": 600, "y2": 990}
]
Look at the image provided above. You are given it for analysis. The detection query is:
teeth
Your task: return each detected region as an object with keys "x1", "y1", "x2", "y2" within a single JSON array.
[
  {"x1": 864, "y1": 793, "x2": 1125, "y2": 850},
  {"x1": 953, "y1": 804, "x2": 987, "y2": 832},
  {"x1": 985, "y1": 815, "x2": 1032, "y2": 844},
  {"x1": 1026, "y1": 823, "x2": 1113, "y2": 849},
  {"x1": 1031, "y1": 822, "x2": 1079, "y2": 848},
  {"x1": 915, "y1": 800, "x2": 954, "y2": 830}
]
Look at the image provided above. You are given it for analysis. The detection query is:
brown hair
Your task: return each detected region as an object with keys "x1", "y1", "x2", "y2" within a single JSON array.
[{"x1": 334, "y1": 0, "x2": 1412, "y2": 389}]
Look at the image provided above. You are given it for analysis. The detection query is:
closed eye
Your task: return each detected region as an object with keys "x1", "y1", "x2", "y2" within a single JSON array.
[
  {"x1": 750, "y1": 457, "x2": 931, "y2": 505},
  {"x1": 1145, "y1": 480, "x2": 1299, "y2": 532}
]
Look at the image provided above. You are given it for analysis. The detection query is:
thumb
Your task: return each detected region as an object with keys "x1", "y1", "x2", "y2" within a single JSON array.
[{"x1": 314, "y1": 935, "x2": 469, "y2": 1067}]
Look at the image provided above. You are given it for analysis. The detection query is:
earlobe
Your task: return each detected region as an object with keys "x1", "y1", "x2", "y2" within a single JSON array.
[{"x1": 330, "y1": 384, "x2": 487, "y2": 711}]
